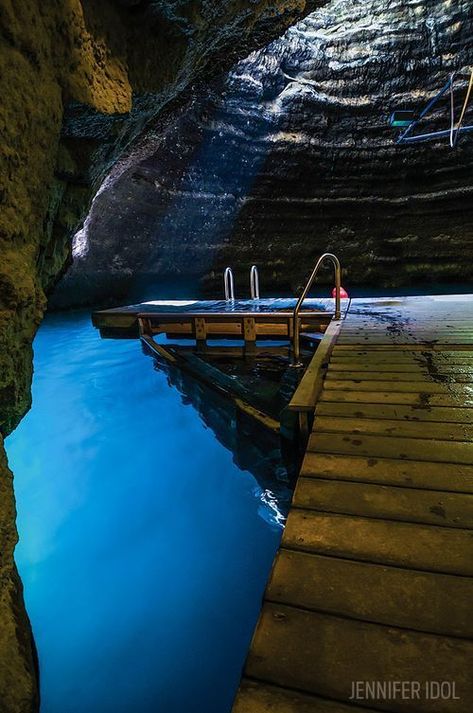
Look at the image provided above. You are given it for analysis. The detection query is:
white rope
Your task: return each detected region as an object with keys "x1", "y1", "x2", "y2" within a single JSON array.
[
  {"x1": 449, "y1": 72, "x2": 456, "y2": 148},
  {"x1": 450, "y1": 68, "x2": 473, "y2": 148}
]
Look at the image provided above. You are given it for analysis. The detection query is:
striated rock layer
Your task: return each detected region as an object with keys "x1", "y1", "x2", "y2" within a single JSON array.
[
  {"x1": 54, "y1": 0, "x2": 473, "y2": 307},
  {"x1": 0, "y1": 2, "x2": 321, "y2": 710}
]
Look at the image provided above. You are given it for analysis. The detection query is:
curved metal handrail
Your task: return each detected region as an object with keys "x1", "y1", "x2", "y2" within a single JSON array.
[
  {"x1": 292, "y1": 253, "x2": 341, "y2": 366},
  {"x1": 250, "y1": 265, "x2": 260, "y2": 300},
  {"x1": 224, "y1": 267, "x2": 235, "y2": 301}
]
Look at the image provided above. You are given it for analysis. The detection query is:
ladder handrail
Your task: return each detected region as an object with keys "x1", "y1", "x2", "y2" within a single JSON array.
[
  {"x1": 250, "y1": 265, "x2": 260, "y2": 300},
  {"x1": 224, "y1": 267, "x2": 235, "y2": 301},
  {"x1": 292, "y1": 253, "x2": 341, "y2": 365}
]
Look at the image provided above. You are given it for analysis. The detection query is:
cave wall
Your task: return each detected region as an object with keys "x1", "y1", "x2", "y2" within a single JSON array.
[
  {"x1": 0, "y1": 2, "x2": 322, "y2": 710},
  {"x1": 54, "y1": 0, "x2": 473, "y2": 307}
]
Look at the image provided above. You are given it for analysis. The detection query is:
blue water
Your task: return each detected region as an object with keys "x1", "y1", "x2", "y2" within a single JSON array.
[{"x1": 6, "y1": 312, "x2": 285, "y2": 713}]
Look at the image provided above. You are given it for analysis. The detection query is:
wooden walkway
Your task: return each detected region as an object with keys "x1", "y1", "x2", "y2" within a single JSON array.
[{"x1": 233, "y1": 295, "x2": 473, "y2": 713}]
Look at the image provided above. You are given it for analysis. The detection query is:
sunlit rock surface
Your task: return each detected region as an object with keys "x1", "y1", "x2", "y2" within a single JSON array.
[
  {"x1": 54, "y1": 0, "x2": 473, "y2": 307},
  {"x1": 0, "y1": 2, "x2": 320, "y2": 709}
]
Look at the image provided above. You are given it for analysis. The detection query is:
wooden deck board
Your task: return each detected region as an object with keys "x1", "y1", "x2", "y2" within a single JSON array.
[
  {"x1": 315, "y1": 401, "x2": 473, "y2": 423},
  {"x1": 308, "y1": 431, "x2": 473, "y2": 464},
  {"x1": 233, "y1": 295, "x2": 473, "y2": 712},
  {"x1": 312, "y1": 415, "x2": 473, "y2": 441},
  {"x1": 267, "y1": 550, "x2": 473, "y2": 637},
  {"x1": 320, "y1": 389, "x2": 473, "y2": 406},
  {"x1": 293, "y1": 477, "x2": 473, "y2": 528},
  {"x1": 300, "y1": 453, "x2": 473, "y2": 492},
  {"x1": 245, "y1": 604, "x2": 473, "y2": 713},
  {"x1": 282, "y1": 509, "x2": 473, "y2": 575},
  {"x1": 233, "y1": 681, "x2": 378, "y2": 713}
]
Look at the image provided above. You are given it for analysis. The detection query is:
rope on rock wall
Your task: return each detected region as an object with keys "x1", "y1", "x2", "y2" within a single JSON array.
[{"x1": 450, "y1": 69, "x2": 473, "y2": 148}]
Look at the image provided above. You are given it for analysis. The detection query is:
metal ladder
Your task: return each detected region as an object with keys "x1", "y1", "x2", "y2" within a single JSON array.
[
  {"x1": 292, "y1": 253, "x2": 342, "y2": 366},
  {"x1": 223, "y1": 265, "x2": 261, "y2": 301},
  {"x1": 223, "y1": 267, "x2": 235, "y2": 301},
  {"x1": 250, "y1": 265, "x2": 260, "y2": 300}
]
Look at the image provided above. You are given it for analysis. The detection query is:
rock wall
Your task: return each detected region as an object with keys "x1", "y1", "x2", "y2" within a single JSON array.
[
  {"x1": 54, "y1": 0, "x2": 473, "y2": 307},
  {"x1": 0, "y1": 2, "x2": 321, "y2": 709}
]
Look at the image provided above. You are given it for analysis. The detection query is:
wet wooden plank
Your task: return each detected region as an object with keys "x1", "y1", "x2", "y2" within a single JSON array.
[
  {"x1": 233, "y1": 681, "x2": 375, "y2": 713},
  {"x1": 282, "y1": 510, "x2": 473, "y2": 575},
  {"x1": 233, "y1": 296, "x2": 473, "y2": 713},
  {"x1": 312, "y1": 415, "x2": 473, "y2": 441},
  {"x1": 325, "y1": 379, "x2": 465, "y2": 392},
  {"x1": 320, "y1": 389, "x2": 473, "y2": 407},
  {"x1": 333, "y1": 343, "x2": 473, "y2": 351},
  {"x1": 326, "y1": 370, "x2": 473, "y2": 382},
  {"x1": 245, "y1": 603, "x2": 473, "y2": 713},
  {"x1": 315, "y1": 401, "x2": 473, "y2": 423},
  {"x1": 300, "y1": 453, "x2": 473, "y2": 493},
  {"x1": 329, "y1": 363, "x2": 430, "y2": 373},
  {"x1": 293, "y1": 477, "x2": 473, "y2": 528},
  {"x1": 308, "y1": 431, "x2": 473, "y2": 465},
  {"x1": 331, "y1": 351, "x2": 473, "y2": 362},
  {"x1": 288, "y1": 319, "x2": 342, "y2": 412},
  {"x1": 267, "y1": 550, "x2": 473, "y2": 637}
]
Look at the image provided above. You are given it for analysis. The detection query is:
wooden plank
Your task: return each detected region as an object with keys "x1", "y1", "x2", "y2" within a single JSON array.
[
  {"x1": 320, "y1": 389, "x2": 473, "y2": 407},
  {"x1": 300, "y1": 453, "x2": 473, "y2": 493},
  {"x1": 234, "y1": 398, "x2": 279, "y2": 433},
  {"x1": 335, "y1": 342, "x2": 473, "y2": 348},
  {"x1": 233, "y1": 680, "x2": 375, "y2": 713},
  {"x1": 343, "y1": 324, "x2": 473, "y2": 334},
  {"x1": 328, "y1": 366, "x2": 473, "y2": 377},
  {"x1": 331, "y1": 352, "x2": 473, "y2": 362},
  {"x1": 245, "y1": 603, "x2": 473, "y2": 712},
  {"x1": 288, "y1": 319, "x2": 343, "y2": 412},
  {"x1": 243, "y1": 317, "x2": 256, "y2": 343},
  {"x1": 340, "y1": 328, "x2": 473, "y2": 334},
  {"x1": 325, "y1": 379, "x2": 464, "y2": 393},
  {"x1": 282, "y1": 510, "x2": 473, "y2": 575},
  {"x1": 309, "y1": 431, "x2": 473, "y2": 464},
  {"x1": 326, "y1": 370, "x2": 473, "y2": 382},
  {"x1": 333, "y1": 344, "x2": 473, "y2": 351},
  {"x1": 293, "y1": 477, "x2": 473, "y2": 528},
  {"x1": 142, "y1": 310, "x2": 330, "y2": 321},
  {"x1": 267, "y1": 549, "x2": 473, "y2": 637},
  {"x1": 140, "y1": 336, "x2": 178, "y2": 363},
  {"x1": 166, "y1": 345, "x2": 292, "y2": 358},
  {"x1": 328, "y1": 363, "x2": 429, "y2": 373},
  {"x1": 312, "y1": 415, "x2": 473, "y2": 442},
  {"x1": 194, "y1": 317, "x2": 206, "y2": 341},
  {"x1": 315, "y1": 401, "x2": 473, "y2": 424}
]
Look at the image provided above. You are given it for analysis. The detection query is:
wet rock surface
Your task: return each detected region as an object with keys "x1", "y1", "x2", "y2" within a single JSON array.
[
  {"x1": 53, "y1": 0, "x2": 473, "y2": 308},
  {"x1": 0, "y1": 1, "x2": 320, "y2": 709}
]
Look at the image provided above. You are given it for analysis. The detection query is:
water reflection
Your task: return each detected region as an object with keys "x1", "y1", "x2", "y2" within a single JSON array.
[{"x1": 6, "y1": 312, "x2": 286, "y2": 713}]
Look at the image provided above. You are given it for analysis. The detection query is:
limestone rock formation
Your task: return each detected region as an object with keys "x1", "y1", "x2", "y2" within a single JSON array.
[
  {"x1": 54, "y1": 0, "x2": 473, "y2": 307},
  {"x1": 0, "y1": 2, "x2": 321, "y2": 710}
]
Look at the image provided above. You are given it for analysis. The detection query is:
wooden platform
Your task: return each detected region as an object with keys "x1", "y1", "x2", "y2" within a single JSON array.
[
  {"x1": 92, "y1": 298, "x2": 340, "y2": 341},
  {"x1": 233, "y1": 295, "x2": 473, "y2": 713}
]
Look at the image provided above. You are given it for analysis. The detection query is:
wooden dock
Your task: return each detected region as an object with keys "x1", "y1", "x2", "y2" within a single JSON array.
[
  {"x1": 233, "y1": 295, "x2": 473, "y2": 713},
  {"x1": 92, "y1": 298, "x2": 336, "y2": 342}
]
